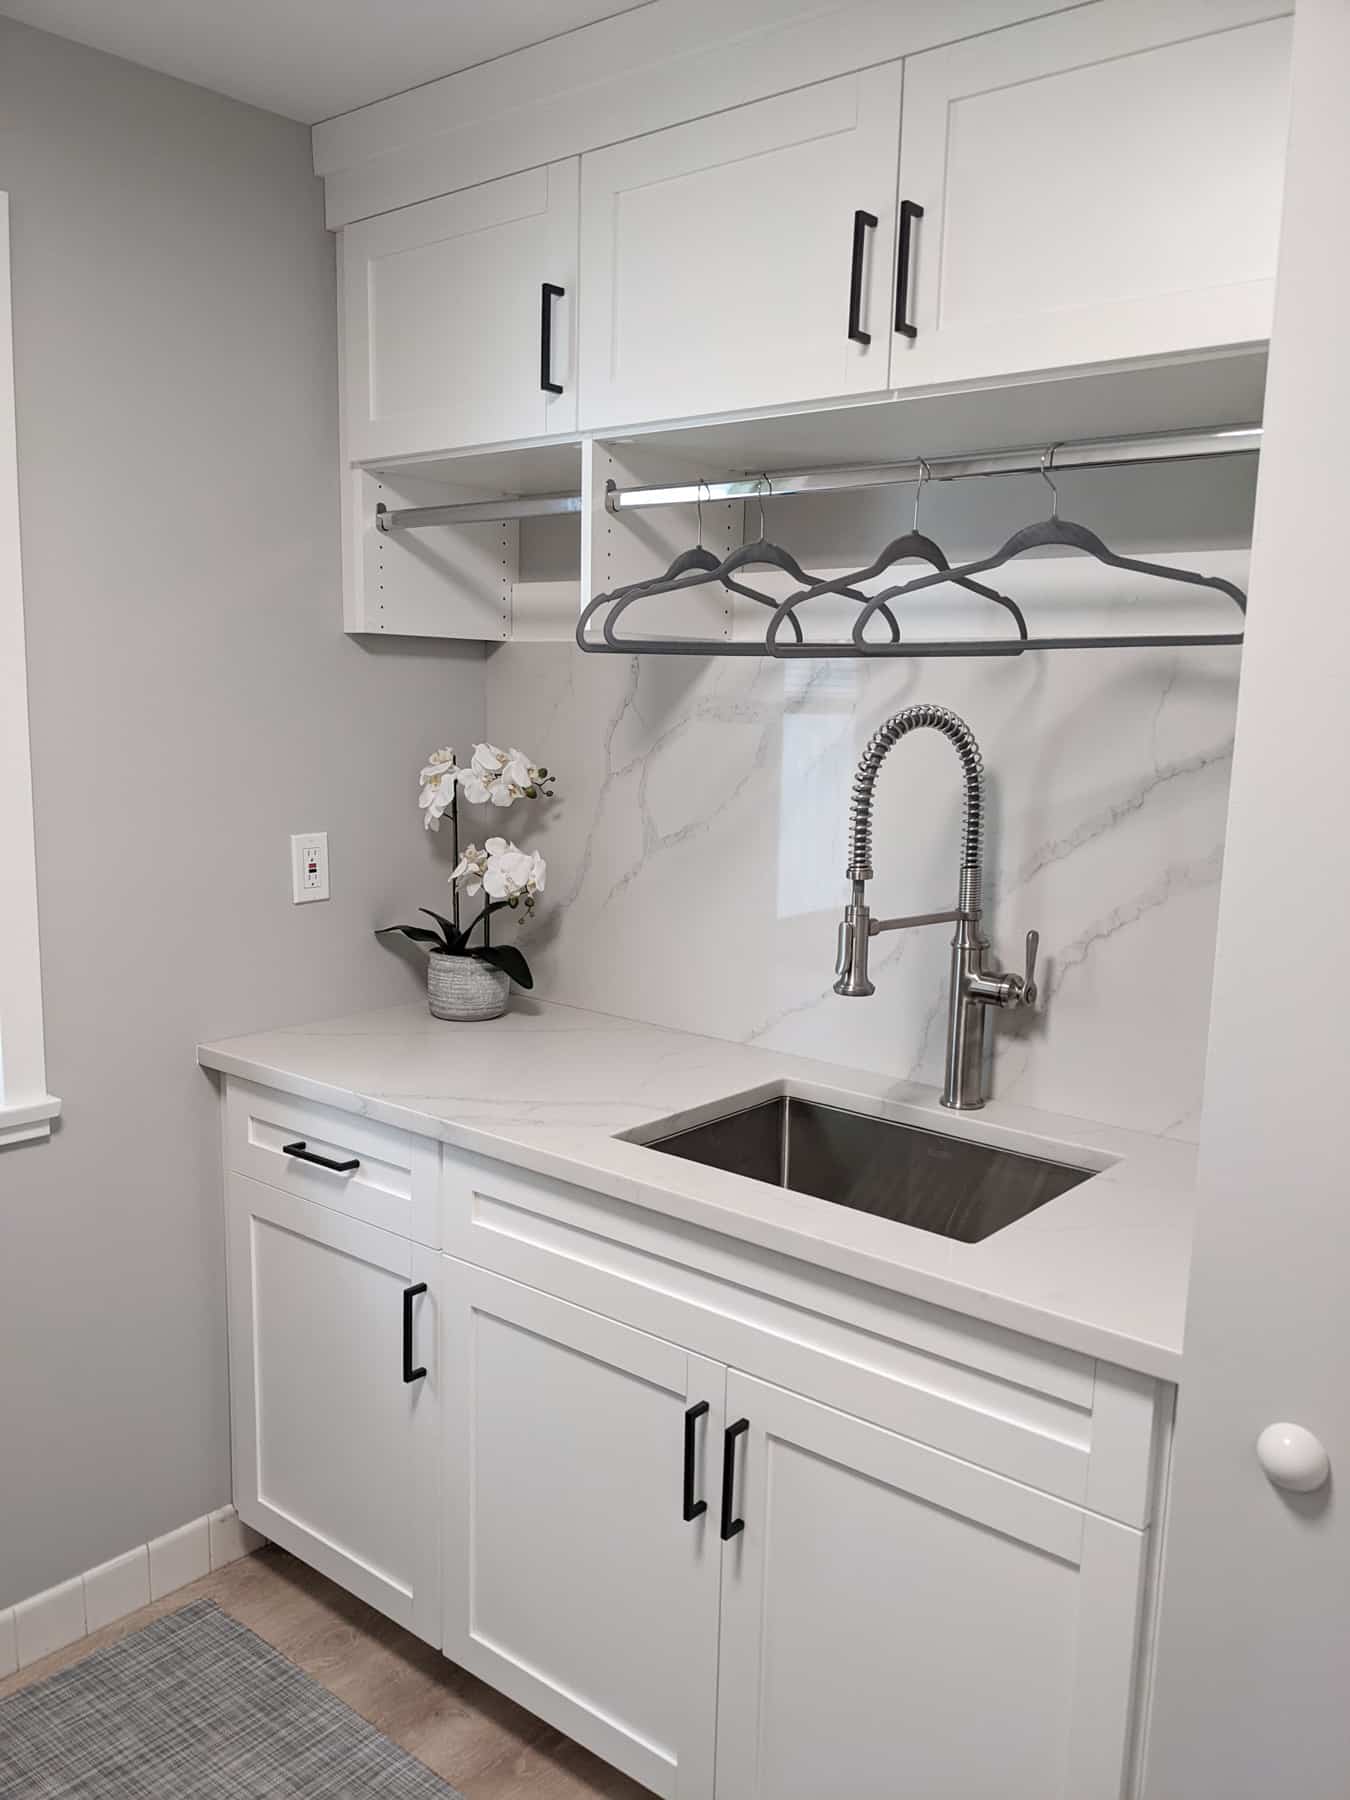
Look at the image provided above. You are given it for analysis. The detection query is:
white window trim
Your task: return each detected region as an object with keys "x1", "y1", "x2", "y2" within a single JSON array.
[{"x1": 0, "y1": 192, "x2": 59, "y2": 1147}]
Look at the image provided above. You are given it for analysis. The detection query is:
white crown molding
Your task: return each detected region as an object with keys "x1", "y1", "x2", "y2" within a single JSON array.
[{"x1": 313, "y1": 0, "x2": 1085, "y2": 227}]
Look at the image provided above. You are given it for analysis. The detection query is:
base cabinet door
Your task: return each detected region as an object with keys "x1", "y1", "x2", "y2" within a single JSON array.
[
  {"x1": 224, "y1": 1174, "x2": 440, "y2": 1642},
  {"x1": 578, "y1": 63, "x2": 901, "y2": 431},
  {"x1": 894, "y1": 0, "x2": 1292, "y2": 390},
  {"x1": 441, "y1": 1260, "x2": 723, "y2": 1799},
  {"x1": 715, "y1": 1373, "x2": 1146, "y2": 1800},
  {"x1": 341, "y1": 158, "x2": 578, "y2": 461}
]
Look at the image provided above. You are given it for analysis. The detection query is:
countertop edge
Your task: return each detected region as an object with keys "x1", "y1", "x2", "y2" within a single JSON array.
[{"x1": 198, "y1": 1039, "x2": 1185, "y2": 1383}]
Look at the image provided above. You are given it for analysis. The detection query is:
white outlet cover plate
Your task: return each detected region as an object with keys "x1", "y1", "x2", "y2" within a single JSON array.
[{"x1": 290, "y1": 832, "x2": 330, "y2": 903}]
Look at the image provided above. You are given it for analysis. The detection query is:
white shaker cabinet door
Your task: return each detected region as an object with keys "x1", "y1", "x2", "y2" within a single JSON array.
[
  {"x1": 715, "y1": 1373, "x2": 1147, "y2": 1800},
  {"x1": 224, "y1": 1174, "x2": 441, "y2": 1642},
  {"x1": 893, "y1": 0, "x2": 1292, "y2": 390},
  {"x1": 578, "y1": 64, "x2": 901, "y2": 431},
  {"x1": 341, "y1": 158, "x2": 578, "y2": 462},
  {"x1": 441, "y1": 1260, "x2": 724, "y2": 1800}
]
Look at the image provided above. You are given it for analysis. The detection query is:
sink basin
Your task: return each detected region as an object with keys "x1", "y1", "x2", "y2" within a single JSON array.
[{"x1": 641, "y1": 1095, "x2": 1095, "y2": 1243}]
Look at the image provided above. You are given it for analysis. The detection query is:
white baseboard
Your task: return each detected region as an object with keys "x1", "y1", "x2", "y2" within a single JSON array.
[{"x1": 0, "y1": 1504, "x2": 264, "y2": 1677}]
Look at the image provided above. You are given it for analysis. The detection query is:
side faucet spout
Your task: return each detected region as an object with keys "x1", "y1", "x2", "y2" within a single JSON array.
[{"x1": 831, "y1": 705, "x2": 1038, "y2": 1109}]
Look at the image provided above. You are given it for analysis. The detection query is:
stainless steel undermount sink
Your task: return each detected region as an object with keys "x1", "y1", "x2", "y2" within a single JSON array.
[{"x1": 641, "y1": 1095, "x2": 1095, "y2": 1244}]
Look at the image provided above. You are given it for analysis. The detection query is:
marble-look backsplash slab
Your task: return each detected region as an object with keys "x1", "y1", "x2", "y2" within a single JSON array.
[{"x1": 483, "y1": 565, "x2": 1242, "y2": 1140}]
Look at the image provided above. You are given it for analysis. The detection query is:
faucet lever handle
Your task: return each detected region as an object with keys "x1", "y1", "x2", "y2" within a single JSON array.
[
  {"x1": 835, "y1": 918, "x2": 852, "y2": 978},
  {"x1": 1022, "y1": 929, "x2": 1039, "y2": 1006}
]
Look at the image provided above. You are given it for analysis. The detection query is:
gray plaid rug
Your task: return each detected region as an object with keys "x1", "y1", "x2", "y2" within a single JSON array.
[{"x1": 0, "y1": 1598, "x2": 464, "y2": 1797}]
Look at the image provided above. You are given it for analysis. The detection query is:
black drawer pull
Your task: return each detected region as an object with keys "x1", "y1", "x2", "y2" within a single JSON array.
[
  {"x1": 540, "y1": 281, "x2": 564, "y2": 394},
  {"x1": 281, "y1": 1139, "x2": 359, "y2": 1174},
  {"x1": 847, "y1": 210, "x2": 878, "y2": 345},
  {"x1": 403, "y1": 1282, "x2": 428, "y2": 1383},
  {"x1": 683, "y1": 1401, "x2": 710, "y2": 1521},
  {"x1": 721, "y1": 1418, "x2": 750, "y2": 1540},
  {"x1": 894, "y1": 199, "x2": 924, "y2": 339}
]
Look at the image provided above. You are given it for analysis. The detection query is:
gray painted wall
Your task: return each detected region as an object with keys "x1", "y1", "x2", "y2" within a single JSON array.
[{"x1": 0, "y1": 19, "x2": 484, "y2": 1608}]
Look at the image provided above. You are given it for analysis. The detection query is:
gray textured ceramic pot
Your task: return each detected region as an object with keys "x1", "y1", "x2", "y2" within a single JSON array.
[{"x1": 427, "y1": 953, "x2": 510, "y2": 1022}]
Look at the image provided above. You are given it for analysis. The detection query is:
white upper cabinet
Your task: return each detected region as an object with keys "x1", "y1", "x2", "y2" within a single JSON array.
[
  {"x1": 715, "y1": 1373, "x2": 1147, "y2": 1800},
  {"x1": 892, "y1": 0, "x2": 1293, "y2": 390},
  {"x1": 341, "y1": 158, "x2": 578, "y2": 462},
  {"x1": 578, "y1": 64, "x2": 902, "y2": 431}
]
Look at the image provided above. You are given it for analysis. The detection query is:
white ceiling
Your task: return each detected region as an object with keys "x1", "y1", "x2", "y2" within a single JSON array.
[{"x1": 0, "y1": 0, "x2": 651, "y2": 124}]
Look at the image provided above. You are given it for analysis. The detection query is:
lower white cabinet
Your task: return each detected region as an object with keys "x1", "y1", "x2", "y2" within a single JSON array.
[
  {"x1": 220, "y1": 1101, "x2": 1159, "y2": 1799},
  {"x1": 439, "y1": 1265, "x2": 1148, "y2": 1800},
  {"x1": 224, "y1": 1173, "x2": 441, "y2": 1643},
  {"x1": 440, "y1": 1260, "x2": 724, "y2": 1798},
  {"x1": 715, "y1": 1373, "x2": 1146, "y2": 1800}
]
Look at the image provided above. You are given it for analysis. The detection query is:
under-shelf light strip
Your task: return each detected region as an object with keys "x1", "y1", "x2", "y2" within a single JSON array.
[{"x1": 603, "y1": 425, "x2": 1262, "y2": 512}]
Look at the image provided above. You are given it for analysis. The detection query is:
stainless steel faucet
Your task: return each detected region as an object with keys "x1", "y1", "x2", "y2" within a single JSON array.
[{"x1": 833, "y1": 704, "x2": 1038, "y2": 1110}]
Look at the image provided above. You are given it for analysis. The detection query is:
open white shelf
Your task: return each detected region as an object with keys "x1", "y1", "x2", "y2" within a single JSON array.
[{"x1": 341, "y1": 349, "x2": 1266, "y2": 643}]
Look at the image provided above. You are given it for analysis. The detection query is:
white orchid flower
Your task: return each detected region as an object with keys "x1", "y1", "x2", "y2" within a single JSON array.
[
  {"x1": 501, "y1": 747, "x2": 533, "y2": 789},
  {"x1": 451, "y1": 836, "x2": 547, "y2": 907},
  {"x1": 451, "y1": 842, "x2": 490, "y2": 895},
  {"x1": 418, "y1": 747, "x2": 459, "y2": 831},
  {"x1": 454, "y1": 742, "x2": 554, "y2": 808}
]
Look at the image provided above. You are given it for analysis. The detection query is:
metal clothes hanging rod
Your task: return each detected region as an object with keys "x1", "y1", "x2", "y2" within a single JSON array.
[
  {"x1": 375, "y1": 492, "x2": 582, "y2": 532},
  {"x1": 603, "y1": 424, "x2": 1262, "y2": 512}
]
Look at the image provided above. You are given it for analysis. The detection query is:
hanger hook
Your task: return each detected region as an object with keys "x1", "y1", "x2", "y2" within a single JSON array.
[
  {"x1": 756, "y1": 472, "x2": 772, "y2": 540},
  {"x1": 912, "y1": 456, "x2": 931, "y2": 533},
  {"x1": 1040, "y1": 444, "x2": 1061, "y2": 520},
  {"x1": 695, "y1": 478, "x2": 707, "y2": 550}
]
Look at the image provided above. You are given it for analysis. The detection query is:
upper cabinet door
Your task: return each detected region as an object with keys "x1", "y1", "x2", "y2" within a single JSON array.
[
  {"x1": 893, "y1": 0, "x2": 1293, "y2": 391},
  {"x1": 341, "y1": 159, "x2": 578, "y2": 462},
  {"x1": 578, "y1": 65, "x2": 902, "y2": 432},
  {"x1": 716, "y1": 1373, "x2": 1147, "y2": 1800}
]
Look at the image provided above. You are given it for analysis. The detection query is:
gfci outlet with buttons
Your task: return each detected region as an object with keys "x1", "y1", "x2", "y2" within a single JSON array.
[{"x1": 290, "y1": 832, "x2": 330, "y2": 903}]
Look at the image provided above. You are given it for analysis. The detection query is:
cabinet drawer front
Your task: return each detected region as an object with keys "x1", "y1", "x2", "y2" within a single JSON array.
[
  {"x1": 896, "y1": 0, "x2": 1291, "y2": 389},
  {"x1": 225, "y1": 1079, "x2": 439, "y2": 1244},
  {"x1": 441, "y1": 1148, "x2": 1164, "y2": 1521},
  {"x1": 578, "y1": 63, "x2": 900, "y2": 431},
  {"x1": 717, "y1": 1372, "x2": 1147, "y2": 1800}
]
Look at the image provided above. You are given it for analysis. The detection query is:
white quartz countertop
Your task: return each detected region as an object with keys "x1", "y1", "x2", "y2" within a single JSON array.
[{"x1": 198, "y1": 998, "x2": 1195, "y2": 1380}]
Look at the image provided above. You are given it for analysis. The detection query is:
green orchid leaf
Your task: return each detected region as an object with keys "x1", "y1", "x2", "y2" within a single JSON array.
[
  {"x1": 417, "y1": 907, "x2": 467, "y2": 952},
  {"x1": 375, "y1": 925, "x2": 446, "y2": 952},
  {"x1": 475, "y1": 943, "x2": 534, "y2": 989}
]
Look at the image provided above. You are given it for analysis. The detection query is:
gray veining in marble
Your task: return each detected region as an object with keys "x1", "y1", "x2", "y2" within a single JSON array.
[{"x1": 484, "y1": 551, "x2": 1243, "y2": 1139}]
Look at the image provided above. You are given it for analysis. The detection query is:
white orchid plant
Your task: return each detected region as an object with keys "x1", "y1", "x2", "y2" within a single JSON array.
[{"x1": 377, "y1": 743, "x2": 555, "y2": 991}]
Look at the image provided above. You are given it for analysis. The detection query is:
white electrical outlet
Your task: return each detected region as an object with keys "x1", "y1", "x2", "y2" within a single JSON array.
[{"x1": 290, "y1": 832, "x2": 330, "y2": 903}]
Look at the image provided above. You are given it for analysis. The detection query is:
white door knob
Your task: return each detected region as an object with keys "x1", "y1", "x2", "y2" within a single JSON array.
[{"x1": 1256, "y1": 1423, "x2": 1330, "y2": 1493}]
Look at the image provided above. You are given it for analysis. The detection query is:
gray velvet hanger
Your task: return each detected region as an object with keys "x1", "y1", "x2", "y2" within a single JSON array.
[
  {"x1": 766, "y1": 461, "x2": 1028, "y2": 654},
  {"x1": 849, "y1": 447, "x2": 1247, "y2": 650},
  {"x1": 578, "y1": 477, "x2": 903, "y2": 653},
  {"x1": 578, "y1": 480, "x2": 813, "y2": 651}
]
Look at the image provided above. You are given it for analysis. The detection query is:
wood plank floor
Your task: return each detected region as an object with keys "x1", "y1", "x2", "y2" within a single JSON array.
[{"x1": 0, "y1": 1546, "x2": 653, "y2": 1799}]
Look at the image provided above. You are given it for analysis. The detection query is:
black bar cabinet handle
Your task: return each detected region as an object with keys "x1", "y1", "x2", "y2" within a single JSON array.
[
  {"x1": 683, "y1": 1401, "x2": 710, "y2": 1521},
  {"x1": 402, "y1": 1282, "x2": 428, "y2": 1383},
  {"x1": 720, "y1": 1418, "x2": 750, "y2": 1540},
  {"x1": 847, "y1": 211, "x2": 877, "y2": 345},
  {"x1": 281, "y1": 1139, "x2": 359, "y2": 1174},
  {"x1": 540, "y1": 281, "x2": 564, "y2": 394},
  {"x1": 894, "y1": 199, "x2": 924, "y2": 339}
]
